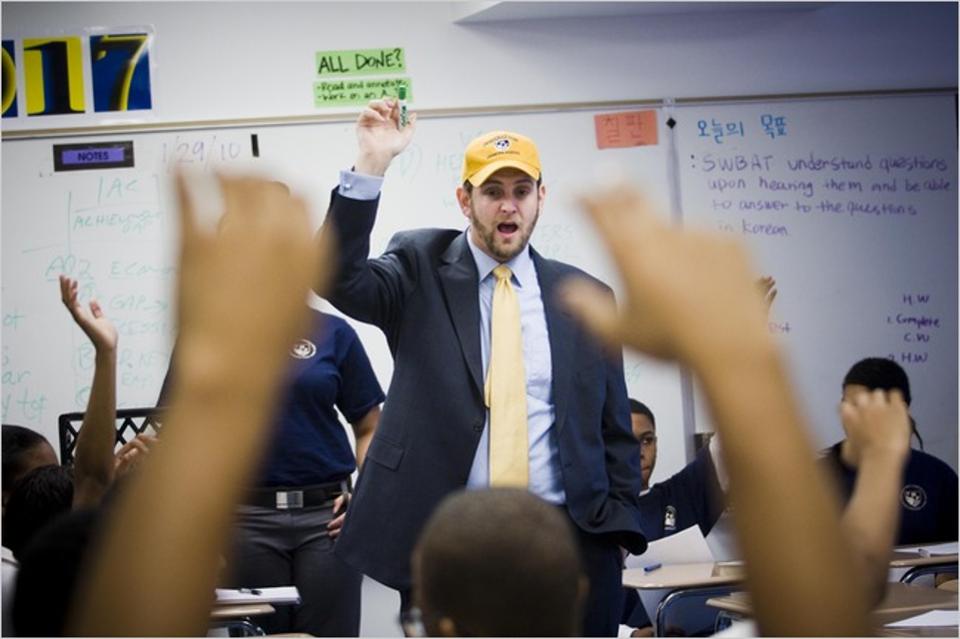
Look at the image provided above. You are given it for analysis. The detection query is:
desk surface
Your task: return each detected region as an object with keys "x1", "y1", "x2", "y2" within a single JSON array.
[
  {"x1": 889, "y1": 550, "x2": 959, "y2": 569},
  {"x1": 706, "y1": 583, "x2": 958, "y2": 632},
  {"x1": 210, "y1": 603, "x2": 276, "y2": 620},
  {"x1": 623, "y1": 561, "x2": 744, "y2": 589}
]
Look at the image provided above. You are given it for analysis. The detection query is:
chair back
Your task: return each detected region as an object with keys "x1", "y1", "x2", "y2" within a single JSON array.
[
  {"x1": 901, "y1": 562, "x2": 958, "y2": 587},
  {"x1": 656, "y1": 585, "x2": 739, "y2": 636},
  {"x1": 57, "y1": 408, "x2": 163, "y2": 465}
]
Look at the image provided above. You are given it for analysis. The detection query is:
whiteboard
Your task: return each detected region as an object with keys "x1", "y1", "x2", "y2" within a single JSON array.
[
  {"x1": 2, "y1": 106, "x2": 691, "y2": 481},
  {"x1": 671, "y1": 94, "x2": 958, "y2": 470}
]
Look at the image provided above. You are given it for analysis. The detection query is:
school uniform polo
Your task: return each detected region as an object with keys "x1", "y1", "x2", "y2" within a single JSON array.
[
  {"x1": 257, "y1": 310, "x2": 385, "y2": 487},
  {"x1": 819, "y1": 443, "x2": 958, "y2": 545},
  {"x1": 621, "y1": 446, "x2": 727, "y2": 629}
]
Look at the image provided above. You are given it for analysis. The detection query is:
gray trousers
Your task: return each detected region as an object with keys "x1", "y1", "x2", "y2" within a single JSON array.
[{"x1": 228, "y1": 502, "x2": 362, "y2": 636}]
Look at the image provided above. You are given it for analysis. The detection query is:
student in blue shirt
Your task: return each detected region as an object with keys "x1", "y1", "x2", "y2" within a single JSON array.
[
  {"x1": 819, "y1": 357, "x2": 958, "y2": 546},
  {"x1": 158, "y1": 309, "x2": 384, "y2": 636},
  {"x1": 620, "y1": 400, "x2": 726, "y2": 635}
]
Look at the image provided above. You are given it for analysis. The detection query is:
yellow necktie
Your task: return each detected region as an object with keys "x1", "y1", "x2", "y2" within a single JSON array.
[{"x1": 485, "y1": 265, "x2": 529, "y2": 487}]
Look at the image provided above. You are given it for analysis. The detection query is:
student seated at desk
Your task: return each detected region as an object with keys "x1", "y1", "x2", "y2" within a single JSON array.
[
  {"x1": 621, "y1": 400, "x2": 726, "y2": 636},
  {"x1": 12, "y1": 505, "x2": 101, "y2": 636},
  {"x1": 625, "y1": 276, "x2": 777, "y2": 544},
  {"x1": 2, "y1": 426, "x2": 59, "y2": 511},
  {"x1": 2, "y1": 464, "x2": 75, "y2": 637},
  {"x1": 632, "y1": 401, "x2": 725, "y2": 542},
  {"x1": 820, "y1": 357, "x2": 958, "y2": 547},
  {"x1": 3, "y1": 465, "x2": 75, "y2": 559}
]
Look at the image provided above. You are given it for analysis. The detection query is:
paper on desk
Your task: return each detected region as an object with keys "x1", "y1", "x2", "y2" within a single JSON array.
[
  {"x1": 885, "y1": 609, "x2": 959, "y2": 628},
  {"x1": 625, "y1": 525, "x2": 717, "y2": 629},
  {"x1": 215, "y1": 586, "x2": 301, "y2": 605},
  {"x1": 625, "y1": 524, "x2": 715, "y2": 570}
]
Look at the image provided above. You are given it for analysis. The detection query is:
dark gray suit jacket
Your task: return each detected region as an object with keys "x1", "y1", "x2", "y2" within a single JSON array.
[{"x1": 327, "y1": 189, "x2": 646, "y2": 590}]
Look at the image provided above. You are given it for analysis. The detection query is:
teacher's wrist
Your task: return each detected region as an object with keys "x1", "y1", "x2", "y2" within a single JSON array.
[{"x1": 354, "y1": 152, "x2": 392, "y2": 177}]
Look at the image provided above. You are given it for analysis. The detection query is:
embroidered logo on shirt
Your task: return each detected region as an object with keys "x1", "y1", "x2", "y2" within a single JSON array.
[
  {"x1": 901, "y1": 485, "x2": 927, "y2": 511},
  {"x1": 664, "y1": 505, "x2": 678, "y2": 532},
  {"x1": 290, "y1": 338, "x2": 317, "y2": 360}
]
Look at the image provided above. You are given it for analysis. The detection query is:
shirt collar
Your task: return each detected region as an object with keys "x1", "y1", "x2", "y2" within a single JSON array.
[{"x1": 464, "y1": 228, "x2": 534, "y2": 288}]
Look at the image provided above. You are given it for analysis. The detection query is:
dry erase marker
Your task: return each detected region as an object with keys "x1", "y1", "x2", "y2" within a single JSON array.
[
  {"x1": 398, "y1": 84, "x2": 408, "y2": 127},
  {"x1": 643, "y1": 563, "x2": 662, "y2": 573}
]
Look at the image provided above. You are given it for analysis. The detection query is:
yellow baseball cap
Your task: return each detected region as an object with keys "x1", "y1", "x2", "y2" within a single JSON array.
[{"x1": 461, "y1": 131, "x2": 542, "y2": 187}]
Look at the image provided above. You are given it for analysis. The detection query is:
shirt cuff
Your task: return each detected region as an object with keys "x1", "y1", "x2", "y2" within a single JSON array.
[{"x1": 338, "y1": 169, "x2": 383, "y2": 201}]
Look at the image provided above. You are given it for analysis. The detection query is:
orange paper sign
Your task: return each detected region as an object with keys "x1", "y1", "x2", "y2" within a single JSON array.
[{"x1": 594, "y1": 110, "x2": 658, "y2": 149}]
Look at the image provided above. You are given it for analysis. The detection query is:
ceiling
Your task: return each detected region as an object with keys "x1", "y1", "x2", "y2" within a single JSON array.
[{"x1": 452, "y1": 1, "x2": 832, "y2": 23}]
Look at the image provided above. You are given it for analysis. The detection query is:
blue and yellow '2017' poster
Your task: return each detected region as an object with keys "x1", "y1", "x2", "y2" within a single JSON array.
[
  {"x1": 23, "y1": 36, "x2": 86, "y2": 116},
  {"x1": 2, "y1": 40, "x2": 17, "y2": 117},
  {"x1": 90, "y1": 33, "x2": 153, "y2": 112}
]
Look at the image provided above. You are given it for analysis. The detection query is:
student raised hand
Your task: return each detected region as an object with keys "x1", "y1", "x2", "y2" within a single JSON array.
[
  {"x1": 112, "y1": 433, "x2": 159, "y2": 479},
  {"x1": 71, "y1": 173, "x2": 332, "y2": 636},
  {"x1": 59, "y1": 275, "x2": 119, "y2": 509},
  {"x1": 175, "y1": 174, "x2": 321, "y2": 372},
  {"x1": 838, "y1": 388, "x2": 911, "y2": 601},
  {"x1": 756, "y1": 275, "x2": 777, "y2": 314},
  {"x1": 560, "y1": 182, "x2": 870, "y2": 636},
  {"x1": 59, "y1": 275, "x2": 117, "y2": 353},
  {"x1": 354, "y1": 98, "x2": 417, "y2": 176},
  {"x1": 840, "y1": 388, "x2": 911, "y2": 465},
  {"x1": 559, "y1": 185, "x2": 771, "y2": 368}
]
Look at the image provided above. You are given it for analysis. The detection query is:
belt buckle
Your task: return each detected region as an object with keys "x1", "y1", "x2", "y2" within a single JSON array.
[{"x1": 276, "y1": 490, "x2": 304, "y2": 510}]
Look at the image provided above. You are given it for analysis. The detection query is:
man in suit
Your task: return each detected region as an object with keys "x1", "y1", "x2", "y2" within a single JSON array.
[{"x1": 323, "y1": 98, "x2": 646, "y2": 636}]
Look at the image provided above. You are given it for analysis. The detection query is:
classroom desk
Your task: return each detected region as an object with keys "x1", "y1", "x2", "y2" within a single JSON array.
[
  {"x1": 209, "y1": 602, "x2": 276, "y2": 636},
  {"x1": 210, "y1": 603, "x2": 276, "y2": 620},
  {"x1": 622, "y1": 561, "x2": 744, "y2": 590},
  {"x1": 623, "y1": 562, "x2": 744, "y2": 636},
  {"x1": 621, "y1": 552, "x2": 957, "y2": 589},
  {"x1": 889, "y1": 551, "x2": 958, "y2": 569},
  {"x1": 705, "y1": 583, "x2": 958, "y2": 635}
]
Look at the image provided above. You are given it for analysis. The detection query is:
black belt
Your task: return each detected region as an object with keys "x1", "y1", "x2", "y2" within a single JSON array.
[{"x1": 245, "y1": 479, "x2": 350, "y2": 510}]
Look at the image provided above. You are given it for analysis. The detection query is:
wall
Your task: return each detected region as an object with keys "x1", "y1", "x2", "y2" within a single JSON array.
[{"x1": 2, "y1": 2, "x2": 957, "y2": 131}]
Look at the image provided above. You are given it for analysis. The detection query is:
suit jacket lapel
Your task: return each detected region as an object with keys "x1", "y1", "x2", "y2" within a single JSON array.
[
  {"x1": 533, "y1": 248, "x2": 575, "y2": 435},
  {"x1": 438, "y1": 234, "x2": 484, "y2": 398}
]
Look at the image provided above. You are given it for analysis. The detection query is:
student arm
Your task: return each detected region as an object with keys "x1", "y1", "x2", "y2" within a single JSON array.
[
  {"x1": 560, "y1": 184, "x2": 871, "y2": 636},
  {"x1": 68, "y1": 175, "x2": 326, "y2": 636},
  {"x1": 59, "y1": 276, "x2": 118, "y2": 510},
  {"x1": 836, "y1": 390, "x2": 910, "y2": 604}
]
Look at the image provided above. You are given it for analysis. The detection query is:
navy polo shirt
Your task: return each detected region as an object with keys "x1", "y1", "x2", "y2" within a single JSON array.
[
  {"x1": 636, "y1": 445, "x2": 726, "y2": 541},
  {"x1": 622, "y1": 446, "x2": 726, "y2": 629},
  {"x1": 158, "y1": 310, "x2": 384, "y2": 487},
  {"x1": 819, "y1": 442, "x2": 958, "y2": 545}
]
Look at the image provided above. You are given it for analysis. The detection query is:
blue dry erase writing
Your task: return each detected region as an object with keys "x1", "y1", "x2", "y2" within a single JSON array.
[
  {"x1": 643, "y1": 563, "x2": 662, "y2": 573},
  {"x1": 398, "y1": 84, "x2": 408, "y2": 127}
]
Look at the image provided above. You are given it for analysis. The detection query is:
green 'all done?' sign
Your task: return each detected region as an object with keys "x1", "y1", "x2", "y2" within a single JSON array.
[{"x1": 315, "y1": 47, "x2": 405, "y2": 77}]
